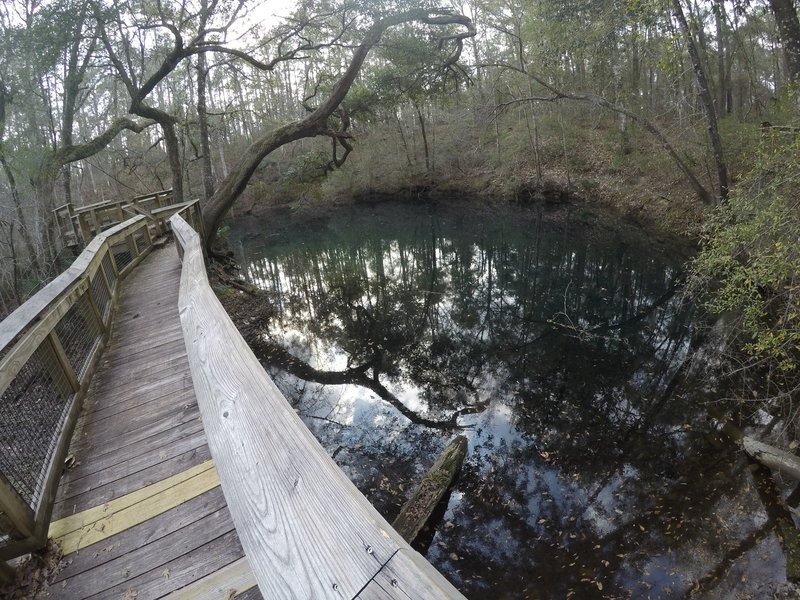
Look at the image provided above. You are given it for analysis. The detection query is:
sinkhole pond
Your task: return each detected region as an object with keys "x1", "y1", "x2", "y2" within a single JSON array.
[{"x1": 227, "y1": 200, "x2": 792, "y2": 599}]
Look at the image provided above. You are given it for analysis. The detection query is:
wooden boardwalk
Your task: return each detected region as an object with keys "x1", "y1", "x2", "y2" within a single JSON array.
[
  {"x1": 3, "y1": 214, "x2": 465, "y2": 599},
  {"x1": 45, "y1": 247, "x2": 261, "y2": 599}
]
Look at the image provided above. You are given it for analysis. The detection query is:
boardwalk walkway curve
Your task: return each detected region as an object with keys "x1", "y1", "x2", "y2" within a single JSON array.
[{"x1": 0, "y1": 197, "x2": 466, "y2": 599}]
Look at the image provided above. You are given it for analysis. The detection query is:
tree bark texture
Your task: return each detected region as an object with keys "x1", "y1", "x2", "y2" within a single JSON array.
[
  {"x1": 673, "y1": 0, "x2": 729, "y2": 202},
  {"x1": 769, "y1": 0, "x2": 800, "y2": 82},
  {"x1": 392, "y1": 436, "x2": 468, "y2": 543}
]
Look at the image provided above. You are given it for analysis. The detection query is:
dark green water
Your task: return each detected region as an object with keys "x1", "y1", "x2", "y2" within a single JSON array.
[{"x1": 229, "y1": 201, "x2": 791, "y2": 599}]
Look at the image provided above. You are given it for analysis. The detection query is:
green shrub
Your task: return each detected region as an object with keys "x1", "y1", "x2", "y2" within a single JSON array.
[{"x1": 688, "y1": 135, "x2": 800, "y2": 406}]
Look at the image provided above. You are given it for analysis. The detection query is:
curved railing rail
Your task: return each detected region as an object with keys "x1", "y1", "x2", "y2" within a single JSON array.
[
  {"x1": 53, "y1": 189, "x2": 176, "y2": 246},
  {"x1": 0, "y1": 214, "x2": 156, "y2": 580},
  {"x1": 170, "y1": 207, "x2": 465, "y2": 599}
]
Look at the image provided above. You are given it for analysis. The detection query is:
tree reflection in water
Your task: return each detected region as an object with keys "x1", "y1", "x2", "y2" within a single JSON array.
[{"x1": 229, "y1": 202, "x2": 790, "y2": 599}]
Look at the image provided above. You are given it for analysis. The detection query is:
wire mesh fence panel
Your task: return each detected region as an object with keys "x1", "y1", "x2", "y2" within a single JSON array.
[
  {"x1": 90, "y1": 268, "x2": 111, "y2": 323},
  {"x1": 102, "y1": 253, "x2": 117, "y2": 293},
  {"x1": 0, "y1": 340, "x2": 74, "y2": 507},
  {"x1": 113, "y1": 239, "x2": 134, "y2": 273},
  {"x1": 190, "y1": 206, "x2": 201, "y2": 231},
  {"x1": 53, "y1": 293, "x2": 102, "y2": 380},
  {"x1": 133, "y1": 229, "x2": 148, "y2": 255}
]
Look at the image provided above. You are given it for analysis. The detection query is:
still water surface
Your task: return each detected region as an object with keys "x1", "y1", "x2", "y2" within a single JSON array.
[{"x1": 229, "y1": 201, "x2": 789, "y2": 599}]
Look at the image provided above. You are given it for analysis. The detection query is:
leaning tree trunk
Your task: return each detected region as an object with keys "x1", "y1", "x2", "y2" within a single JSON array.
[
  {"x1": 673, "y1": 0, "x2": 729, "y2": 202},
  {"x1": 200, "y1": 10, "x2": 475, "y2": 250}
]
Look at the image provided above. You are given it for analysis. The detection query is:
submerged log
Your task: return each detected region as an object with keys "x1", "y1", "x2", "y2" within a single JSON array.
[
  {"x1": 392, "y1": 436, "x2": 468, "y2": 543},
  {"x1": 742, "y1": 436, "x2": 800, "y2": 483},
  {"x1": 742, "y1": 436, "x2": 800, "y2": 580}
]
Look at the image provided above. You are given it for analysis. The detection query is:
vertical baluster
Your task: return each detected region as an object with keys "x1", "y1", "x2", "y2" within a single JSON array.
[
  {"x1": 78, "y1": 214, "x2": 92, "y2": 245},
  {"x1": 89, "y1": 209, "x2": 101, "y2": 239},
  {"x1": 84, "y1": 287, "x2": 106, "y2": 337},
  {"x1": 46, "y1": 332, "x2": 80, "y2": 394},
  {"x1": 129, "y1": 233, "x2": 139, "y2": 257}
]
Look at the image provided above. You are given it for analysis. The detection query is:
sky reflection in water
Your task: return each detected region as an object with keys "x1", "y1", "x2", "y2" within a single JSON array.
[{"x1": 229, "y1": 202, "x2": 789, "y2": 599}]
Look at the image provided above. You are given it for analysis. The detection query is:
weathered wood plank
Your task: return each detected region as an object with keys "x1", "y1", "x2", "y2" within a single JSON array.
[
  {"x1": 69, "y1": 402, "x2": 200, "y2": 459},
  {"x1": 50, "y1": 461, "x2": 219, "y2": 554},
  {"x1": 54, "y1": 422, "x2": 207, "y2": 509},
  {"x1": 71, "y1": 397, "x2": 199, "y2": 451},
  {"x1": 54, "y1": 443, "x2": 212, "y2": 516},
  {"x1": 54, "y1": 504, "x2": 236, "y2": 598},
  {"x1": 171, "y1": 213, "x2": 466, "y2": 599},
  {"x1": 89, "y1": 353, "x2": 190, "y2": 385},
  {"x1": 95, "y1": 340, "x2": 187, "y2": 373},
  {"x1": 233, "y1": 586, "x2": 264, "y2": 600},
  {"x1": 50, "y1": 460, "x2": 215, "y2": 538},
  {"x1": 78, "y1": 378, "x2": 194, "y2": 426},
  {"x1": 53, "y1": 486, "x2": 228, "y2": 582},
  {"x1": 162, "y1": 556, "x2": 257, "y2": 600},
  {"x1": 86, "y1": 529, "x2": 243, "y2": 600}
]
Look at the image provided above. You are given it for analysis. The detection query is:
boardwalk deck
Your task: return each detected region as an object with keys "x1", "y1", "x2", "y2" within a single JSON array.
[
  {"x1": 45, "y1": 247, "x2": 260, "y2": 600},
  {"x1": 11, "y1": 227, "x2": 464, "y2": 600}
]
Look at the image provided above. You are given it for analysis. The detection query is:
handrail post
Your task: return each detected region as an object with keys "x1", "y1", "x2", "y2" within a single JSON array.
[
  {"x1": 0, "y1": 472, "x2": 34, "y2": 541},
  {"x1": 77, "y1": 214, "x2": 92, "y2": 245},
  {"x1": 89, "y1": 209, "x2": 101, "y2": 240},
  {"x1": 129, "y1": 233, "x2": 140, "y2": 257},
  {"x1": 46, "y1": 332, "x2": 80, "y2": 394},
  {"x1": 85, "y1": 288, "x2": 107, "y2": 336},
  {"x1": 96, "y1": 257, "x2": 113, "y2": 304}
]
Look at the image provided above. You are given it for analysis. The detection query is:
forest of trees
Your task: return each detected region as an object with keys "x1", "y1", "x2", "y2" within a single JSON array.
[{"x1": 1, "y1": 0, "x2": 799, "y2": 421}]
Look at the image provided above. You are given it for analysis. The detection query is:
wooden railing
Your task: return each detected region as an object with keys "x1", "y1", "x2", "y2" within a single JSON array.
[
  {"x1": 53, "y1": 189, "x2": 185, "y2": 246},
  {"x1": 0, "y1": 214, "x2": 157, "y2": 581},
  {"x1": 170, "y1": 208, "x2": 466, "y2": 599}
]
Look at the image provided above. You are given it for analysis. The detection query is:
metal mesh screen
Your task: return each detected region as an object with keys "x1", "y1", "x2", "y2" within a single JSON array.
[
  {"x1": 113, "y1": 239, "x2": 134, "y2": 273},
  {"x1": 54, "y1": 293, "x2": 102, "y2": 379},
  {"x1": 90, "y1": 270, "x2": 111, "y2": 322},
  {"x1": 102, "y1": 253, "x2": 118, "y2": 293},
  {"x1": 133, "y1": 229, "x2": 148, "y2": 255},
  {"x1": 0, "y1": 340, "x2": 74, "y2": 507}
]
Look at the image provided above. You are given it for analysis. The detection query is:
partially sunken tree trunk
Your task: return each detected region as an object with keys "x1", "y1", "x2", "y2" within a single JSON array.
[
  {"x1": 743, "y1": 436, "x2": 800, "y2": 482},
  {"x1": 392, "y1": 436, "x2": 468, "y2": 543}
]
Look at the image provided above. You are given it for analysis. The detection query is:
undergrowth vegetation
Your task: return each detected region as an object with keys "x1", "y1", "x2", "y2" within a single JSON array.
[{"x1": 689, "y1": 132, "x2": 800, "y2": 428}]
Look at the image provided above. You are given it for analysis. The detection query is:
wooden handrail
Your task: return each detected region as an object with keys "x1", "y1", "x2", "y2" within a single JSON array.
[
  {"x1": 54, "y1": 189, "x2": 179, "y2": 246},
  {"x1": 169, "y1": 208, "x2": 465, "y2": 599},
  {"x1": 0, "y1": 213, "x2": 156, "y2": 570}
]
